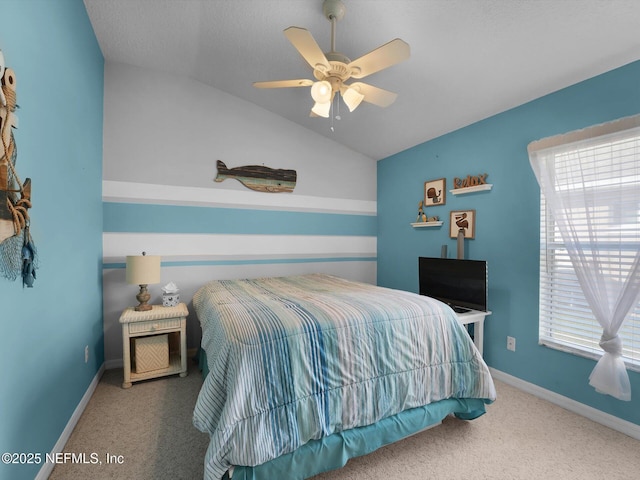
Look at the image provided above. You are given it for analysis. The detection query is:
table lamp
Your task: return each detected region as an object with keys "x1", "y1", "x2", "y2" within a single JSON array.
[{"x1": 126, "y1": 252, "x2": 161, "y2": 311}]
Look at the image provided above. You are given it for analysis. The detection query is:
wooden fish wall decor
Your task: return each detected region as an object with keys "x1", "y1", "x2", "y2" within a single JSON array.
[
  {"x1": 0, "y1": 48, "x2": 37, "y2": 286},
  {"x1": 214, "y1": 160, "x2": 297, "y2": 193}
]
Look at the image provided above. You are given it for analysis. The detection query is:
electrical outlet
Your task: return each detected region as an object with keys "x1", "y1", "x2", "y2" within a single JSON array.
[
  {"x1": 85, "y1": 345, "x2": 89, "y2": 363},
  {"x1": 506, "y1": 336, "x2": 516, "y2": 352}
]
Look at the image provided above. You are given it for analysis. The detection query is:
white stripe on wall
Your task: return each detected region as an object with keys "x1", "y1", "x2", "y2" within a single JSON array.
[
  {"x1": 103, "y1": 181, "x2": 377, "y2": 215},
  {"x1": 103, "y1": 233, "x2": 377, "y2": 260}
]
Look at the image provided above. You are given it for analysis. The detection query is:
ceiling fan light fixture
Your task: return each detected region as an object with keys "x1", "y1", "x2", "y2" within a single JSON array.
[
  {"x1": 310, "y1": 80, "x2": 332, "y2": 103},
  {"x1": 311, "y1": 101, "x2": 331, "y2": 118},
  {"x1": 342, "y1": 86, "x2": 364, "y2": 112},
  {"x1": 254, "y1": 0, "x2": 410, "y2": 119}
]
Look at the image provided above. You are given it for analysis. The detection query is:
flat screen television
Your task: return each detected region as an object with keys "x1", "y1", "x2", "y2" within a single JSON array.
[{"x1": 419, "y1": 257, "x2": 488, "y2": 313}]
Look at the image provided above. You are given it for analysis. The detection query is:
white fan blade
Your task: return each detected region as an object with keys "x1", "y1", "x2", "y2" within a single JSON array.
[
  {"x1": 348, "y1": 39, "x2": 410, "y2": 79},
  {"x1": 253, "y1": 79, "x2": 314, "y2": 89},
  {"x1": 349, "y1": 82, "x2": 398, "y2": 107},
  {"x1": 284, "y1": 27, "x2": 330, "y2": 73}
]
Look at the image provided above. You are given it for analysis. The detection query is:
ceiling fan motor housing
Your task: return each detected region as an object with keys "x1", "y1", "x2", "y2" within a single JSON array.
[
  {"x1": 314, "y1": 60, "x2": 352, "y2": 93},
  {"x1": 323, "y1": 0, "x2": 346, "y2": 22}
]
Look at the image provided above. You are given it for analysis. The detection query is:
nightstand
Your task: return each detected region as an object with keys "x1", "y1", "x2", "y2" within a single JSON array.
[
  {"x1": 455, "y1": 309, "x2": 491, "y2": 356},
  {"x1": 119, "y1": 303, "x2": 188, "y2": 388}
]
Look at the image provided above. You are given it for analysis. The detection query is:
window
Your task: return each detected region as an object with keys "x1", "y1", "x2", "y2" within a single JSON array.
[{"x1": 538, "y1": 127, "x2": 640, "y2": 372}]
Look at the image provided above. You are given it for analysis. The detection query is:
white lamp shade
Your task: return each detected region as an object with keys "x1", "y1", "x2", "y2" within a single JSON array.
[
  {"x1": 126, "y1": 255, "x2": 161, "y2": 285},
  {"x1": 311, "y1": 101, "x2": 331, "y2": 118},
  {"x1": 310, "y1": 80, "x2": 332, "y2": 103},
  {"x1": 342, "y1": 87, "x2": 364, "y2": 112}
]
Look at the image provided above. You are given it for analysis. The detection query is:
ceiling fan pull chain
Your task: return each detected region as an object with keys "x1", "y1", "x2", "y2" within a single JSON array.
[{"x1": 330, "y1": 102, "x2": 335, "y2": 132}]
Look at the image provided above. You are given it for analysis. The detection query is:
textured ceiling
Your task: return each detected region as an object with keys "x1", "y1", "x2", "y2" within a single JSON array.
[{"x1": 83, "y1": 0, "x2": 640, "y2": 160}]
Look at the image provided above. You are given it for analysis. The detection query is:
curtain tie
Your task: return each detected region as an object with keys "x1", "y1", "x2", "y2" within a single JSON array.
[{"x1": 599, "y1": 334, "x2": 622, "y2": 357}]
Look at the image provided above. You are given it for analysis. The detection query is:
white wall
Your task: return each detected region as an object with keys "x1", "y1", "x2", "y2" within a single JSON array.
[
  {"x1": 103, "y1": 62, "x2": 375, "y2": 199},
  {"x1": 102, "y1": 62, "x2": 378, "y2": 367}
]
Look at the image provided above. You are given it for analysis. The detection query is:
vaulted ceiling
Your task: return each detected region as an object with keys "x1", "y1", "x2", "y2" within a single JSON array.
[{"x1": 83, "y1": 0, "x2": 640, "y2": 160}]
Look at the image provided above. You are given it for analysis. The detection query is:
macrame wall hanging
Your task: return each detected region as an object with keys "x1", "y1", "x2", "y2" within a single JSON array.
[{"x1": 0, "y1": 48, "x2": 36, "y2": 287}]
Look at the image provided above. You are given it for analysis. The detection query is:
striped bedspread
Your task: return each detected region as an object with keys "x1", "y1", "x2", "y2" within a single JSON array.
[{"x1": 192, "y1": 274, "x2": 496, "y2": 480}]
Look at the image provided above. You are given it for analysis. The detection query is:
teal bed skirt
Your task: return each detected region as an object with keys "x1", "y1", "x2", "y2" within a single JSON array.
[{"x1": 198, "y1": 349, "x2": 488, "y2": 480}]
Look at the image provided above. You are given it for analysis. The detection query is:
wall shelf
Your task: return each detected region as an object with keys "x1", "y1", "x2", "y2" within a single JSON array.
[
  {"x1": 450, "y1": 184, "x2": 493, "y2": 195},
  {"x1": 411, "y1": 221, "x2": 443, "y2": 228}
]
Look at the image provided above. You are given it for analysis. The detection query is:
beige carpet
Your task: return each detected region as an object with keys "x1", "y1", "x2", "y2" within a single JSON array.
[{"x1": 50, "y1": 361, "x2": 640, "y2": 480}]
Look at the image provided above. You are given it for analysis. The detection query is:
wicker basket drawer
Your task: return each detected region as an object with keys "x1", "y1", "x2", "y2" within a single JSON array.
[
  {"x1": 133, "y1": 334, "x2": 169, "y2": 373},
  {"x1": 128, "y1": 318, "x2": 181, "y2": 334}
]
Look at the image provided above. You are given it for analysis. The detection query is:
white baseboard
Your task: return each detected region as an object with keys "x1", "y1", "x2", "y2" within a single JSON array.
[
  {"x1": 490, "y1": 368, "x2": 640, "y2": 441},
  {"x1": 35, "y1": 363, "x2": 105, "y2": 480}
]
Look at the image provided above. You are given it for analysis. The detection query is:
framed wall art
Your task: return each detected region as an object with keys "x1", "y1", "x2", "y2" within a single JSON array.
[
  {"x1": 424, "y1": 178, "x2": 446, "y2": 206},
  {"x1": 450, "y1": 209, "x2": 476, "y2": 239}
]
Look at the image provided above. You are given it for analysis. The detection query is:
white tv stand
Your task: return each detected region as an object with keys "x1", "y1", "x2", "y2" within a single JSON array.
[{"x1": 455, "y1": 309, "x2": 491, "y2": 356}]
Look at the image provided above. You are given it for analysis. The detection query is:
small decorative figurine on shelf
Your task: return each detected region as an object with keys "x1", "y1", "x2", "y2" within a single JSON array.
[
  {"x1": 415, "y1": 201, "x2": 440, "y2": 224},
  {"x1": 416, "y1": 201, "x2": 427, "y2": 222}
]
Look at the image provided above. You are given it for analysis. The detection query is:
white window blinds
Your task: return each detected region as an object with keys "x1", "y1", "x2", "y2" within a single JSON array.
[
  {"x1": 529, "y1": 114, "x2": 640, "y2": 400},
  {"x1": 540, "y1": 193, "x2": 640, "y2": 371}
]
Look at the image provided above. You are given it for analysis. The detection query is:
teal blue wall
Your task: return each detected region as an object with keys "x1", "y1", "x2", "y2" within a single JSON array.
[
  {"x1": 0, "y1": 1, "x2": 104, "y2": 479},
  {"x1": 103, "y1": 203, "x2": 376, "y2": 236},
  {"x1": 378, "y1": 60, "x2": 640, "y2": 425}
]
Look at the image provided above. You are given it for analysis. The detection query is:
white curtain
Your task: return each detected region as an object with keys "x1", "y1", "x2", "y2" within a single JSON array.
[{"x1": 528, "y1": 115, "x2": 640, "y2": 401}]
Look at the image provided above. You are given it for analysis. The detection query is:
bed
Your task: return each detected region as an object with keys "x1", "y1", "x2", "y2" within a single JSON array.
[{"x1": 192, "y1": 274, "x2": 496, "y2": 480}]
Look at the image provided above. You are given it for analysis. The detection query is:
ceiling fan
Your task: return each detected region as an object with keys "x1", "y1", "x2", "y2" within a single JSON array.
[{"x1": 253, "y1": 0, "x2": 410, "y2": 118}]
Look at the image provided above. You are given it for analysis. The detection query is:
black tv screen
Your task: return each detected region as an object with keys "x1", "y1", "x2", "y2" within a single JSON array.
[{"x1": 419, "y1": 257, "x2": 488, "y2": 312}]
